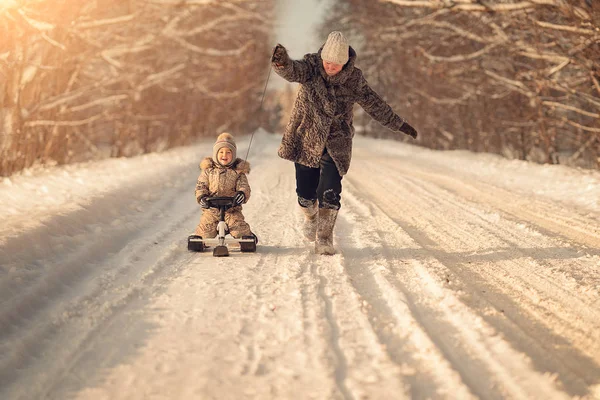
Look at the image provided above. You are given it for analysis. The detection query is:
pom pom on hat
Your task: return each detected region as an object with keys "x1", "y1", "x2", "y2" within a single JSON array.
[
  {"x1": 321, "y1": 31, "x2": 349, "y2": 65},
  {"x1": 213, "y1": 132, "x2": 237, "y2": 165}
]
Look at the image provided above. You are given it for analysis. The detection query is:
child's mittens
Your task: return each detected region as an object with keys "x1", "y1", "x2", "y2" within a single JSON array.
[
  {"x1": 198, "y1": 195, "x2": 210, "y2": 209},
  {"x1": 233, "y1": 191, "x2": 245, "y2": 206}
]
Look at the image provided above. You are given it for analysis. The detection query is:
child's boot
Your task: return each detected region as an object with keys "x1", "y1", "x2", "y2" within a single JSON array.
[
  {"x1": 299, "y1": 198, "x2": 318, "y2": 241},
  {"x1": 315, "y1": 208, "x2": 338, "y2": 255}
]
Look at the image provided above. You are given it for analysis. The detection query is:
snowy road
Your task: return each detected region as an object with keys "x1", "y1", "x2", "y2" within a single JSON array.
[{"x1": 1, "y1": 131, "x2": 599, "y2": 399}]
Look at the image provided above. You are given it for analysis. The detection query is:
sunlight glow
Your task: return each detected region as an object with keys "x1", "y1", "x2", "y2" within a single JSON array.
[{"x1": 0, "y1": 1, "x2": 19, "y2": 11}]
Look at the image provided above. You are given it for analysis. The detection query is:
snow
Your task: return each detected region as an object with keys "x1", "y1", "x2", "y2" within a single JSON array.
[{"x1": 1, "y1": 130, "x2": 599, "y2": 399}]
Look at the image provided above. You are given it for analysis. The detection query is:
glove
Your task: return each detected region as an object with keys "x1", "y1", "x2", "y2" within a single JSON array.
[
  {"x1": 401, "y1": 122, "x2": 418, "y2": 139},
  {"x1": 271, "y1": 44, "x2": 288, "y2": 67},
  {"x1": 233, "y1": 191, "x2": 245, "y2": 206},
  {"x1": 198, "y1": 195, "x2": 209, "y2": 209}
]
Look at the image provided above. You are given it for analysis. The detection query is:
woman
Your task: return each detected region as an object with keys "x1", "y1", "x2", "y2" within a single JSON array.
[{"x1": 272, "y1": 31, "x2": 418, "y2": 255}]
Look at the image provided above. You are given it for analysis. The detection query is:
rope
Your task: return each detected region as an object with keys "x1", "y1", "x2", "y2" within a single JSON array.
[{"x1": 244, "y1": 64, "x2": 273, "y2": 162}]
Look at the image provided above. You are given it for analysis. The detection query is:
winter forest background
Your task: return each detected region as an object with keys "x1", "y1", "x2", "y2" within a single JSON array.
[{"x1": 1, "y1": 0, "x2": 599, "y2": 177}]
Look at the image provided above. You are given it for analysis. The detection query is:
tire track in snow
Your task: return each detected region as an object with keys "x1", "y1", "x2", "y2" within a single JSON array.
[
  {"x1": 341, "y1": 184, "x2": 490, "y2": 398},
  {"x1": 347, "y1": 160, "x2": 599, "y2": 398},
  {"x1": 7, "y1": 237, "x2": 196, "y2": 399},
  {"x1": 312, "y1": 257, "x2": 353, "y2": 400},
  {"x1": 378, "y1": 157, "x2": 600, "y2": 250},
  {"x1": 370, "y1": 161, "x2": 600, "y2": 375},
  {"x1": 44, "y1": 193, "x2": 286, "y2": 399},
  {"x1": 244, "y1": 149, "x2": 404, "y2": 399},
  {"x1": 309, "y1": 242, "x2": 410, "y2": 399},
  {"x1": 0, "y1": 178, "x2": 200, "y2": 397},
  {"x1": 362, "y1": 157, "x2": 600, "y2": 325},
  {"x1": 343, "y1": 177, "x2": 571, "y2": 399},
  {"x1": 334, "y1": 195, "x2": 475, "y2": 399},
  {"x1": 249, "y1": 161, "x2": 353, "y2": 398},
  {"x1": 397, "y1": 170, "x2": 600, "y2": 322}
]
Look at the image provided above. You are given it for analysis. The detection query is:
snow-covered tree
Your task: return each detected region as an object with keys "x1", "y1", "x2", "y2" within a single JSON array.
[
  {"x1": 322, "y1": 0, "x2": 600, "y2": 168},
  {"x1": 0, "y1": 0, "x2": 275, "y2": 176}
]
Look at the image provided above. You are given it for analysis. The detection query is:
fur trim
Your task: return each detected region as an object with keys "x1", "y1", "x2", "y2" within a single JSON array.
[
  {"x1": 199, "y1": 157, "x2": 250, "y2": 174},
  {"x1": 233, "y1": 158, "x2": 250, "y2": 174},
  {"x1": 199, "y1": 157, "x2": 214, "y2": 170}
]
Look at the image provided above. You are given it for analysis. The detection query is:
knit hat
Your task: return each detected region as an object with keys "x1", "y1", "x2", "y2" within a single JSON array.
[
  {"x1": 321, "y1": 31, "x2": 349, "y2": 65},
  {"x1": 213, "y1": 132, "x2": 237, "y2": 166}
]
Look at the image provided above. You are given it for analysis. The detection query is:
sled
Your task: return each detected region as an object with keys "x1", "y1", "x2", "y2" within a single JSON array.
[{"x1": 187, "y1": 196, "x2": 257, "y2": 257}]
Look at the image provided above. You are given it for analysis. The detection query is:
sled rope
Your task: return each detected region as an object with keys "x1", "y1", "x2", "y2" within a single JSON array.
[{"x1": 244, "y1": 64, "x2": 273, "y2": 161}]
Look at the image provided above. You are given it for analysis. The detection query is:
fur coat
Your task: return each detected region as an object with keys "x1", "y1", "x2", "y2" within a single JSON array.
[
  {"x1": 195, "y1": 157, "x2": 251, "y2": 208},
  {"x1": 273, "y1": 46, "x2": 408, "y2": 176}
]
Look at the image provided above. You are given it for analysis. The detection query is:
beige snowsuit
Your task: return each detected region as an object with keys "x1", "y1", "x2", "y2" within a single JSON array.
[{"x1": 194, "y1": 157, "x2": 252, "y2": 238}]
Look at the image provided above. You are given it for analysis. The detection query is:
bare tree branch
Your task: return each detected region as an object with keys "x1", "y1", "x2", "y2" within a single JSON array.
[
  {"x1": 534, "y1": 20, "x2": 596, "y2": 35},
  {"x1": 164, "y1": 35, "x2": 254, "y2": 56},
  {"x1": 144, "y1": 0, "x2": 215, "y2": 5},
  {"x1": 418, "y1": 43, "x2": 498, "y2": 62},
  {"x1": 591, "y1": 72, "x2": 600, "y2": 96},
  {"x1": 485, "y1": 69, "x2": 535, "y2": 97},
  {"x1": 518, "y1": 49, "x2": 570, "y2": 63},
  {"x1": 24, "y1": 114, "x2": 104, "y2": 127},
  {"x1": 40, "y1": 32, "x2": 66, "y2": 50},
  {"x1": 569, "y1": 134, "x2": 598, "y2": 162},
  {"x1": 546, "y1": 59, "x2": 570, "y2": 77},
  {"x1": 382, "y1": 0, "x2": 567, "y2": 13},
  {"x1": 414, "y1": 88, "x2": 472, "y2": 104},
  {"x1": 194, "y1": 82, "x2": 256, "y2": 99},
  {"x1": 67, "y1": 95, "x2": 129, "y2": 113},
  {"x1": 75, "y1": 14, "x2": 136, "y2": 30},
  {"x1": 562, "y1": 119, "x2": 600, "y2": 133},
  {"x1": 17, "y1": 9, "x2": 54, "y2": 31},
  {"x1": 411, "y1": 20, "x2": 493, "y2": 44},
  {"x1": 137, "y1": 64, "x2": 185, "y2": 92},
  {"x1": 543, "y1": 101, "x2": 600, "y2": 118}
]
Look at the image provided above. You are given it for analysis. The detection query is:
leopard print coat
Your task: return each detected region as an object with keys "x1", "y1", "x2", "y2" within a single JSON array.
[{"x1": 273, "y1": 46, "x2": 408, "y2": 176}]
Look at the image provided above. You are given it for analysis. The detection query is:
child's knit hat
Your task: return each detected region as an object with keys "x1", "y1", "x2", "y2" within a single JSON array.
[
  {"x1": 213, "y1": 132, "x2": 237, "y2": 166},
  {"x1": 321, "y1": 31, "x2": 349, "y2": 65}
]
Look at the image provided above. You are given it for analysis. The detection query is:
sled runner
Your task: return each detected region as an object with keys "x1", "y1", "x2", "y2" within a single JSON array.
[{"x1": 187, "y1": 196, "x2": 257, "y2": 257}]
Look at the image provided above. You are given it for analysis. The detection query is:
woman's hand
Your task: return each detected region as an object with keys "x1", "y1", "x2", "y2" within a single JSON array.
[
  {"x1": 272, "y1": 44, "x2": 288, "y2": 67},
  {"x1": 401, "y1": 122, "x2": 418, "y2": 139}
]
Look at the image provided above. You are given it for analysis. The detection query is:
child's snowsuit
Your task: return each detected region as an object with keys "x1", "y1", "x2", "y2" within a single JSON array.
[{"x1": 194, "y1": 157, "x2": 252, "y2": 238}]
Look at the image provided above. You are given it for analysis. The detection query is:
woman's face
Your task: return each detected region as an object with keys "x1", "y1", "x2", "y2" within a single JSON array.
[
  {"x1": 217, "y1": 147, "x2": 233, "y2": 165},
  {"x1": 323, "y1": 60, "x2": 344, "y2": 76}
]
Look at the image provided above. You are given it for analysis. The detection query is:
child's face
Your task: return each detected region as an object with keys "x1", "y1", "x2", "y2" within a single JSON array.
[{"x1": 217, "y1": 147, "x2": 233, "y2": 165}]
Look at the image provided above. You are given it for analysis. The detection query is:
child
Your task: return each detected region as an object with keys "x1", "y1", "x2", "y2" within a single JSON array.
[{"x1": 194, "y1": 132, "x2": 255, "y2": 242}]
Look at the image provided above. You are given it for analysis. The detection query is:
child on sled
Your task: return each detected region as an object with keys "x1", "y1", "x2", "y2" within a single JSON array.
[{"x1": 194, "y1": 132, "x2": 256, "y2": 243}]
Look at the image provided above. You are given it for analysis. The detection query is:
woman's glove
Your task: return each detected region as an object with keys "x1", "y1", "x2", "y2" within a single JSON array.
[
  {"x1": 271, "y1": 44, "x2": 288, "y2": 67},
  {"x1": 401, "y1": 122, "x2": 418, "y2": 139},
  {"x1": 233, "y1": 191, "x2": 246, "y2": 206}
]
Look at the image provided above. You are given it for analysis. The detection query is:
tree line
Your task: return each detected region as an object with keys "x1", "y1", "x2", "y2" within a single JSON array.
[
  {"x1": 320, "y1": 0, "x2": 599, "y2": 169},
  {"x1": 0, "y1": 0, "x2": 275, "y2": 176}
]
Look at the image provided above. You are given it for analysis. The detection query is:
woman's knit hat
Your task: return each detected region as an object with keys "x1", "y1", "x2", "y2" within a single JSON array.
[
  {"x1": 213, "y1": 132, "x2": 237, "y2": 166},
  {"x1": 321, "y1": 31, "x2": 349, "y2": 65}
]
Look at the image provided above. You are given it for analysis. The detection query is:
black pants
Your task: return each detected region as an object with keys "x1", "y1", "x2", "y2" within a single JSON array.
[{"x1": 295, "y1": 151, "x2": 342, "y2": 210}]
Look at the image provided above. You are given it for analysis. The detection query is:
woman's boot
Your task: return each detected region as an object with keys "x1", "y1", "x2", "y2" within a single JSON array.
[
  {"x1": 299, "y1": 201, "x2": 318, "y2": 241},
  {"x1": 315, "y1": 208, "x2": 338, "y2": 255}
]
